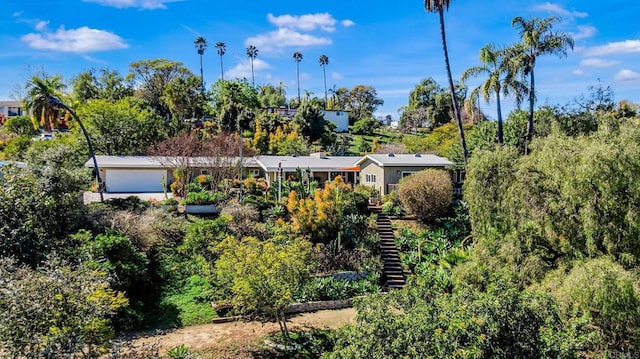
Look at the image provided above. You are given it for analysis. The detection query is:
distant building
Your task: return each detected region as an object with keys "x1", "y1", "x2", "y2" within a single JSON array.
[
  {"x1": 0, "y1": 101, "x2": 24, "y2": 123},
  {"x1": 264, "y1": 107, "x2": 350, "y2": 132}
]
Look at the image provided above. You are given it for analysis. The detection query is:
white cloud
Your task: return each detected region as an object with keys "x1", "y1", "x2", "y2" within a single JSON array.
[
  {"x1": 579, "y1": 58, "x2": 619, "y2": 68},
  {"x1": 82, "y1": 0, "x2": 176, "y2": 9},
  {"x1": 35, "y1": 21, "x2": 49, "y2": 31},
  {"x1": 21, "y1": 26, "x2": 128, "y2": 53},
  {"x1": 12, "y1": 11, "x2": 23, "y2": 17},
  {"x1": 585, "y1": 40, "x2": 640, "y2": 56},
  {"x1": 331, "y1": 72, "x2": 343, "y2": 80},
  {"x1": 532, "y1": 2, "x2": 588, "y2": 18},
  {"x1": 245, "y1": 28, "x2": 331, "y2": 54},
  {"x1": 226, "y1": 58, "x2": 271, "y2": 80},
  {"x1": 614, "y1": 69, "x2": 640, "y2": 82},
  {"x1": 341, "y1": 19, "x2": 356, "y2": 27},
  {"x1": 267, "y1": 13, "x2": 349, "y2": 32},
  {"x1": 572, "y1": 69, "x2": 586, "y2": 76},
  {"x1": 572, "y1": 25, "x2": 596, "y2": 40}
]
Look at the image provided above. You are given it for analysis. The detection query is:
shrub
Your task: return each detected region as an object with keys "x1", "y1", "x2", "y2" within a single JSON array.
[
  {"x1": 182, "y1": 191, "x2": 223, "y2": 205},
  {"x1": 397, "y1": 169, "x2": 452, "y2": 223},
  {"x1": 3, "y1": 116, "x2": 37, "y2": 136}
]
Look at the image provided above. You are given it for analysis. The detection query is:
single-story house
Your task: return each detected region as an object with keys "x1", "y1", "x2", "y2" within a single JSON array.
[
  {"x1": 254, "y1": 152, "x2": 360, "y2": 185},
  {"x1": 85, "y1": 152, "x2": 456, "y2": 194},
  {"x1": 355, "y1": 153, "x2": 455, "y2": 196}
]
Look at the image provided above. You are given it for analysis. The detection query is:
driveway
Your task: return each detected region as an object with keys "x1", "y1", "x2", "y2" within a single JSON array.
[{"x1": 83, "y1": 191, "x2": 173, "y2": 204}]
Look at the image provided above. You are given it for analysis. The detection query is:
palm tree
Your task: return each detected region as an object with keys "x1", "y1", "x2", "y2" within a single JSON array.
[
  {"x1": 215, "y1": 41, "x2": 226, "y2": 81},
  {"x1": 194, "y1": 36, "x2": 207, "y2": 93},
  {"x1": 246, "y1": 45, "x2": 258, "y2": 86},
  {"x1": 511, "y1": 16, "x2": 574, "y2": 153},
  {"x1": 424, "y1": 0, "x2": 468, "y2": 164},
  {"x1": 318, "y1": 54, "x2": 329, "y2": 108},
  {"x1": 24, "y1": 74, "x2": 66, "y2": 131},
  {"x1": 292, "y1": 51, "x2": 303, "y2": 104},
  {"x1": 461, "y1": 44, "x2": 528, "y2": 144}
]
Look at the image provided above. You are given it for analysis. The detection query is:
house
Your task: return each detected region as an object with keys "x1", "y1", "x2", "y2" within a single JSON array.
[
  {"x1": 85, "y1": 153, "x2": 457, "y2": 195},
  {"x1": 264, "y1": 107, "x2": 350, "y2": 132},
  {"x1": 254, "y1": 152, "x2": 360, "y2": 185},
  {"x1": 355, "y1": 153, "x2": 455, "y2": 196},
  {"x1": 86, "y1": 155, "x2": 258, "y2": 193},
  {"x1": 0, "y1": 101, "x2": 24, "y2": 124}
]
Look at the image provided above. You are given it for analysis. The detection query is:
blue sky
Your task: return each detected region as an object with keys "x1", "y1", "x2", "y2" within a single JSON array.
[{"x1": 1, "y1": 0, "x2": 639, "y2": 120}]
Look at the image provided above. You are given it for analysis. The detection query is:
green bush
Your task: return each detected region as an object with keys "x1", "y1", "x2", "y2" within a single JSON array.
[
  {"x1": 3, "y1": 116, "x2": 37, "y2": 136},
  {"x1": 295, "y1": 274, "x2": 380, "y2": 302},
  {"x1": 182, "y1": 191, "x2": 224, "y2": 205},
  {"x1": 397, "y1": 169, "x2": 452, "y2": 222},
  {"x1": 161, "y1": 275, "x2": 217, "y2": 326}
]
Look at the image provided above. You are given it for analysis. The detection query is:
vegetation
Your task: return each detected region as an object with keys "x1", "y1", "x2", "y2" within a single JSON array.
[{"x1": 397, "y1": 169, "x2": 452, "y2": 223}]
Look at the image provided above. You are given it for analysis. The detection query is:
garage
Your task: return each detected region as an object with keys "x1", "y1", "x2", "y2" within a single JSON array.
[{"x1": 105, "y1": 169, "x2": 167, "y2": 193}]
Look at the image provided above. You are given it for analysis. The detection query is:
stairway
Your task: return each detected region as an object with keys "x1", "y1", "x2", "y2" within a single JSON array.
[{"x1": 372, "y1": 207, "x2": 406, "y2": 289}]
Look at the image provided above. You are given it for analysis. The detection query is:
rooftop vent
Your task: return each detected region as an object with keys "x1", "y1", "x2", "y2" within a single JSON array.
[
  {"x1": 414, "y1": 153, "x2": 421, "y2": 157},
  {"x1": 388, "y1": 153, "x2": 395, "y2": 157}
]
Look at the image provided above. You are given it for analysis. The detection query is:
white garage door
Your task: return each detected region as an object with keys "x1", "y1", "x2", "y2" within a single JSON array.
[{"x1": 105, "y1": 169, "x2": 167, "y2": 193}]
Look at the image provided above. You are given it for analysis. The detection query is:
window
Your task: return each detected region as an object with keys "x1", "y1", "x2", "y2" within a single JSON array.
[
  {"x1": 401, "y1": 171, "x2": 417, "y2": 178},
  {"x1": 249, "y1": 169, "x2": 261, "y2": 177},
  {"x1": 200, "y1": 169, "x2": 211, "y2": 175},
  {"x1": 7, "y1": 107, "x2": 21, "y2": 117},
  {"x1": 365, "y1": 174, "x2": 376, "y2": 183},
  {"x1": 336, "y1": 111, "x2": 342, "y2": 116}
]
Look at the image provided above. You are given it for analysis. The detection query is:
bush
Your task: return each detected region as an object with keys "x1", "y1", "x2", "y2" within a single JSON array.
[
  {"x1": 182, "y1": 191, "x2": 224, "y2": 205},
  {"x1": 397, "y1": 169, "x2": 452, "y2": 222},
  {"x1": 295, "y1": 274, "x2": 381, "y2": 302},
  {"x1": 3, "y1": 116, "x2": 37, "y2": 136}
]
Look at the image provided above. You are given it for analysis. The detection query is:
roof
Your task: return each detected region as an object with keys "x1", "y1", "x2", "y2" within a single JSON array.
[
  {"x1": 255, "y1": 155, "x2": 361, "y2": 172},
  {"x1": 355, "y1": 153, "x2": 453, "y2": 167},
  {"x1": 85, "y1": 155, "x2": 258, "y2": 169},
  {"x1": 0, "y1": 160, "x2": 27, "y2": 168}
]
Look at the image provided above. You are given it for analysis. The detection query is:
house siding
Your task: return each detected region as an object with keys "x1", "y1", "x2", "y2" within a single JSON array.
[{"x1": 358, "y1": 160, "x2": 385, "y2": 196}]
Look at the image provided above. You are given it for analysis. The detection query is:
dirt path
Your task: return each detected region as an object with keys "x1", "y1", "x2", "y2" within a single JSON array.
[{"x1": 129, "y1": 308, "x2": 356, "y2": 355}]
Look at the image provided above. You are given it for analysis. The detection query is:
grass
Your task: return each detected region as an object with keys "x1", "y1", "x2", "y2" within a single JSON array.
[{"x1": 160, "y1": 275, "x2": 218, "y2": 327}]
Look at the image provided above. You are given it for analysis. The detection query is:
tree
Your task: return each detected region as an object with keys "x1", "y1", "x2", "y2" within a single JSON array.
[
  {"x1": 163, "y1": 74, "x2": 208, "y2": 120},
  {"x1": 211, "y1": 79, "x2": 260, "y2": 131},
  {"x1": 194, "y1": 36, "x2": 207, "y2": 93},
  {"x1": 397, "y1": 169, "x2": 452, "y2": 223},
  {"x1": 292, "y1": 51, "x2": 303, "y2": 104},
  {"x1": 77, "y1": 98, "x2": 168, "y2": 155},
  {"x1": 293, "y1": 100, "x2": 328, "y2": 142},
  {"x1": 214, "y1": 236, "x2": 314, "y2": 338},
  {"x1": 246, "y1": 45, "x2": 258, "y2": 86},
  {"x1": 23, "y1": 74, "x2": 66, "y2": 131},
  {"x1": 0, "y1": 258, "x2": 128, "y2": 358},
  {"x1": 461, "y1": 44, "x2": 528, "y2": 144},
  {"x1": 127, "y1": 58, "x2": 194, "y2": 119},
  {"x1": 215, "y1": 41, "x2": 226, "y2": 81},
  {"x1": 424, "y1": 0, "x2": 469, "y2": 164},
  {"x1": 401, "y1": 77, "x2": 465, "y2": 131},
  {"x1": 258, "y1": 83, "x2": 287, "y2": 107},
  {"x1": 72, "y1": 68, "x2": 134, "y2": 103},
  {"x1": 319, "y1": 54, "x2": 330, "y2": 107},
  {"x1": 510, "y1": 16, "x2": 574, "y2": 153},
  {"x1": 0, "y1": 144, "x2": 90, "y2": 266},
  {"x1": 345, "y1": 85, "x2": 384, "y2": 123}
]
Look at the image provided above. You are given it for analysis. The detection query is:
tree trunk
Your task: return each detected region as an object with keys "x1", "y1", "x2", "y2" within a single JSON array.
[
  {"x1": 323, "y1": 66, "x2": 328, "y2": 109},
  {"x1": 251, "y1": 58, "x2": 255, "y2": 86},
  {"x1": 199, "y1": 54, "x2": 204, "y2": 93},
  {"x1": 496, "y1": 88, "x2": 503, "y2": 144},
  {"x1": 296, "y1": 62, "x2": 301, "y2": 104},
  {"x1": 525, "y1": 66, "x2": 535, "y2": 155},
  {"x1": 220, "y1": 55, "x2": 224, "y2": 81},
  {"x1": 439, "y1": 8, "x2": 468, "y2": 165}
]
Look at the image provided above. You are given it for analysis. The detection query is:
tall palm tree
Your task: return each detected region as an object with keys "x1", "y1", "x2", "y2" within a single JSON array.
[
  {"x1": 292, "y1": 51, "x2": 303, "y2": 104},
  {"x1": 24, "y1": 74, "x2": 66, "y2": 131},
  {"x1": 511, "y1": 16, "x2": 574, "y2": 153},
  {"x1": 461, "y1": 44, "x2": 528, "y2": 144},
  {"x1": 215, "y1": 41, "x2": 226, "y2": 81},
  {"x1": 246, "y1": 45, "x2": 258, "y2": 86},
  {"x1": 194, "y1": 36, "x2": 207, "y2": 93},
  {"x1": 424, "y1": 0, "x2": 468, "y2": 164},
  {"x1": 318, "y1": 54, "x2": 329, "y2": 108}
]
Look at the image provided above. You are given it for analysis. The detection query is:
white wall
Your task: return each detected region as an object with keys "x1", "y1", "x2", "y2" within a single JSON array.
[{"x1": 323, "y1": 110, "x2": 349, "y2": 132}]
